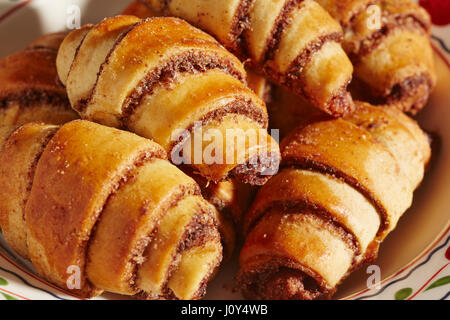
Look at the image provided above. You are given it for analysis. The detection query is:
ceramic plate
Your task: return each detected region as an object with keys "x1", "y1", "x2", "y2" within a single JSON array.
[{"x1": 0, "y1": 0, "x2": 448, "y2": 300}]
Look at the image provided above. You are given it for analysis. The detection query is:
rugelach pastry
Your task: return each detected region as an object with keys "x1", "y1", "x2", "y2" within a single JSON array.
[
  {"x1": 316, "y1": 0, "x2": 437, "y2": 113},
  {"x1": 56, "y1": 16, "x2": 280, "y2": 185},
  {"x1": 238, "y1": 101, "x2": 431, "y2": 299},
  {"x1": 0, "y1": 120, "x2": 222, "y2": 299},
  {"x1": 121, "y1": 1, "x2": 272, "y2": 105}
]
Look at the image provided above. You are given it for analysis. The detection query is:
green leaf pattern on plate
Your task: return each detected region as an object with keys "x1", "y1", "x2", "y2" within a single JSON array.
[
  {"x1": 395, "y1": 287, "x2": 413, "y2": 300},
  {"x1": 0, "y1": 276, "x2": 16, "y2": 299},
  {"x1": 425, "y1": 275, "x2": 450, "y2": 291},
  {"x1": 1, "y1": 293, "x2": 17, "y2": 300},
  {"x1": 0, "y1": 277, "x2": 8, "y2": 285}
]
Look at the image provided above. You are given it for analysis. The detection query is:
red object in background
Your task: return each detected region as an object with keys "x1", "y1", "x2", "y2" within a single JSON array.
[{"x1": 420, "y1": 0, "x2": 450, "y2": 26}]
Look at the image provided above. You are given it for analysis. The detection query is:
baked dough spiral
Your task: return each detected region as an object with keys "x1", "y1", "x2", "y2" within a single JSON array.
[
  {"x1": 0, "y1": 33, "x2": 78, "y2": 126},
  {"x1": 238, "y1": 101, "x2": 431, "y2": 299},
  {"x1": 138, "y1": 0, "x2": 354, "y2": 116},
  {"x1": 0, "y1": 120, "x2": 222, "y2": 299},
  {"x1": 122, "y1": 2, "x2": 273, "y2": 105},
  {"x1": 316, "y1": 0, "x2": 437, "y2": 114},
  {"x1": 56, "y1": 16, "x2": 280, "y2": 185}
]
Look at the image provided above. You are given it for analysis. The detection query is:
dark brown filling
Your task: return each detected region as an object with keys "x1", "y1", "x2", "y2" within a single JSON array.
[
  {"x1": 244, "y1": 200, "x2": 360, "y2": 258},
  {"x1": 83, "y1": 147, "x2": 166, "y2": 292},
  {"x1": 238, "y1": 256, "x2": 333, "y2": 300},
  {"x1": 349, "y1": 14, "x2": 429, "y2": 58},
  {"x1": 179, "y1": 209, "x2": 219, "y2": 253},
  {"x1": 121, "y1": 51, "x2": 246, "y2": 127},
  {"x1": 229, "y1": 0, "x2": 254, "y2": 57},
  {"x1": 0, "y1": 126, "x2": 19, "y2": 155},
  {"x1": 387, "y1": 73, "x2": 433, "y2": 114},
  {"x1": 286, "y1": 32, "x2": 343, "y2": 78},
  {"x1": 281, "y1": 160, "x2": 389, "y2": 238},
  {"x1": 169, "y1": 97, "x2": 268, "y2": 151},
  {"x1": 170, "y1": 209, "x2": 221, "y2": 300},
  {"x1": 323, "y1": 90, "x2": 354, "y2": 117},
  {"x1": 71, "y1": 20, "x2": 141, "y2": 113},
  {"x1": 341, "y1": 0, "x2": 376, "y2": 27},
  {"x1": 261, "y1": 268, "x2": 322, "y2": 300},
  {"x1": 0, "y1": 89, "x2": 70, "y2": 110},
  {"x1": 140, "y1": 204, "x2": 221, "y2": 300},
  {"x1": 125, "y1": 183, "x2": 201, "y2": 292},
  {"x1": 262, "y1": 32, "x2": 354, "y2": 115},
  {"x1": 168, "y1": 98, "x2": 274, "y2": 185},
  {"x1": 25, "y1": 126, "x2": 60, "y2": 204},
  {"x1": 67, "y1": 22, "x2": 99, "y2": 93},
  {"x1": 231, "y1": 150, "x2": 280, "y2": 186},
  {"x1": 262, "y1": 0, "x2": 304, "y2": 64}
]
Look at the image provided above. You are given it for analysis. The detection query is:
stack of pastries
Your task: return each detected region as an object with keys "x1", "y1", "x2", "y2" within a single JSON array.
[{"x1": 0, "y1": 0, "x2": 437, "y2": 300}]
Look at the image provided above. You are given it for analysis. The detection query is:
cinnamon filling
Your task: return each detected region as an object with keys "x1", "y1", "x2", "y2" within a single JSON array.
[
  {"x1": 286, "y1": 32, "x2": 343, "y2": 77},
  {"x1": 229, "y1": 0, "x2": 254, "y2": 57},
  {"x1": 238, "y1": 256, "x2": 333, "y2": 300},
  {"x1": 168, "y1": 98, "x2": 273, "y2": 185},
  {"x1": 25, "y1": 127, "x2": 60, "y2": 194},
  {"x1": 121, "y1": 51, "x2": 246, "y2": 126},
  {"x1": 139, "y1": 206, "x2": 220, "y2": 300},
  {"x1": 349, "y1": 14, "x2": 429, "y2": 58},
  {"x1": 83, "y1": 148, "x2": 166, "y2": 292},
  {"x1": 387, "y1": 73, "x2": 433, "y2": 114},
  {"x1": 0, "y1": 90, "x2": 69, "y2": 110},
  {"x1": 262, "y1": 0, "x2": 304, "y2": 64},
  {"x1": 244, "y1": 199, "x2": 360, "y2": 258},
  {"x1": 281, "y1": 160, "x2": 389, "y2": 238},
  {"x1": 126, "y1": 183, "x2": 200, "y2": 292},
  {"x1": 231, "y1": 150, "x2": 280, "y2": 186}
]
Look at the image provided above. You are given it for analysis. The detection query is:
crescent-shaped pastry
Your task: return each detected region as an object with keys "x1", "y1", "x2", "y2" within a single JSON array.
[
  {"x1": 316, "y1": 0, "x2": 436, "y2": 113},
  {"x1": 0, "y1": 120, "x2": 222, "y2": 299},
  {"x1": 238, "y1": 101, "x2": 431, "y2": 299}
]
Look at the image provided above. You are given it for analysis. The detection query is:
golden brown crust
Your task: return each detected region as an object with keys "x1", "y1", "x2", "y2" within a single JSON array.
[
  {"x1": 238, "y1": 101, "x2": 430, "y2": 300},
  {"x1": 26, "y1": 120, "x2": 165, "y2": 297},
  {"x1": 121, "y1": 1, "x2": 272, "y2": 105},
  {"x1": 57, "y1": 16, "x2": 280, "y2": 185},
  {"x1": 0, "y1": 123, "x2": 58, "y2": 258},
  {"x1": 344, "y1": 102, "x2": 431, "y2": 188},
  {"x1": 280, "y1": 117, "x2": 412, "y2": 237},
  {"x1": 0, "y1": 120, "x2": 223, "y2": 299},
  {"x1": 120, "y1": 2, "x2": 263, "y2": 246},
  {"x1": 0, "y1": 33, "x2": 78, "y2": 126},
  {"x1": 140, "y1": 0, "x2": 354, "y2": 116},
  {"x1": 316, "y1": 0, "x2": 436, "y2": 113}
]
